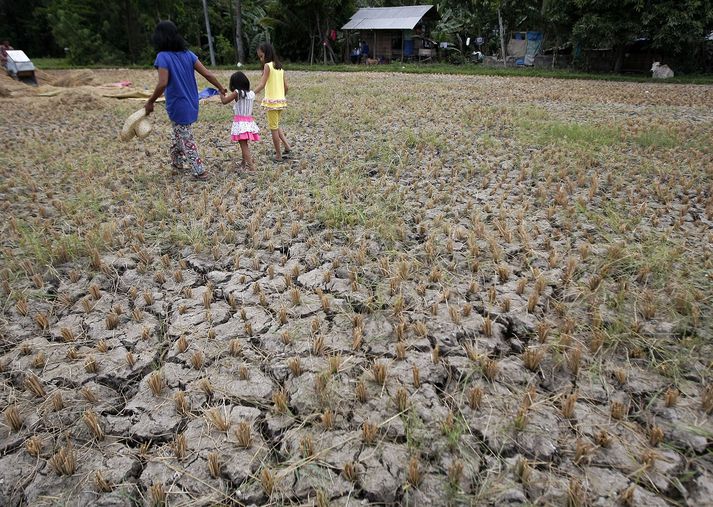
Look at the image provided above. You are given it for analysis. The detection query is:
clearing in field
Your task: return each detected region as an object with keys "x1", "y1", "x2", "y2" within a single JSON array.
[{"x1": 0, "y1": 69, "x2": 712, "y2": 505}]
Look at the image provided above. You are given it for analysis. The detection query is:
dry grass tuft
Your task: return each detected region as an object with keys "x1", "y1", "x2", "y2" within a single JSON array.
[
  {"x1": 664, "y1": 387, "x2": 679, "y2": 407},
  {"x1": 60, "y1": 327, "x2": 76, "y2": 342},
  {"x1": 362, "y1": 421, "x2": 378, "y2": 445},
  {"x1": 4, "y1": 405, "x2": 22, "y2": 432},
  {"x1": 514, "y1": 457, "x2": 532, "y2": 484},
  {"x1": 481, "y1": 357, "x2": 499, "y2": 381},
  {"x1": 49, "y1": 443, "x2": 76, "y2": 476},
  {"x1": 321, "y1": 409, "x2": 335, "y2": 429},
  {"x1": 95, "y1": 470, "x2": 113, "y2": 492},
  {"x1": 148, "y1": 371, "x2": 164, "y2": 396},
  {"x1": 173, "y1": 432, "x2": 187, "y2": 460},
  {"x1": 174, "y1": 391, "x2": 190, "y2": 415},
  {"x1": 25, "y1": 435, "x2": 42, "y2": 457},
  {"x1": 394, "y1": 387, "x2": 409, "y2": 412},
  {"x1": 190, "y1": 351, "x2": 204, "y2": 370},
  {"x1": 355, "y1": 380, "x2": 368, "y2": 403},
  {"x1": 407, "y1": 456, "x2": 423, "y2": 488},
  {"x1": 522, "y1": 347, "x2": 545, "y2": 371},
  {"x1": 24, "y1": 373, "x2": 46, "y2": 398},
  {"x1": 568, "y1": 477, "x2": 586, "y2": 507},
  {"x1": 51, "y1": 391, "x2": 65, "y2": 411},
  {"x1": 84, "y1": 355, "x2": 98, "y2": 373},
  {"x1": 149, "y1": 482, "x2": 166, "y2": 507},
  {"x1": 649, "y1": 425, "x2": 664, "y2": 446},
  {"x1": 273, "y1": 388, "x2": 289, "y2": 414},
  {"x1": 82, "y1": 410, "x2": 104, "y2": 440},
  {"x1": 702, "y1": 385, "x2": 713, "y2": 415},
  {"x1": 468, "y1": 386, "x2": 484, "y2": 409},
  {"x1": 371, "y1": 361, "x2": 388, "y2": 386},
  {"x1": 343, "y1": 461, "x2": 359, "y2": 482},
  {"x1": 260, "y1": 468, "x2": 275, "y2": 496},
  {"x1": 561, "y1": 391, "x2": 578, "y2": 419},
  {"x1": 207, "y1": 452, "x2": 221, "y2": 478},
  {"x1": 610, "y1": 400, "x2": 627, "y2": 420},
  {"x1": 205, "y1": 407, "x2": 231, "y2": 432},
  {"x1": 235, "y1": 421, "x2": 252, "y2": 448}
]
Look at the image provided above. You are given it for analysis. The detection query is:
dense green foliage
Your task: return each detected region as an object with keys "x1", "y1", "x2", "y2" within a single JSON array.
[{"x1": 1, "y1": 0, "x2": 711, "y2": 71}]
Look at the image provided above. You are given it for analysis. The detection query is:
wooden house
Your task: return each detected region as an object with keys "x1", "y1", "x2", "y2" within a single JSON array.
[{"x1": 342, "y1": 5, "x2": 438, "y2": 63}]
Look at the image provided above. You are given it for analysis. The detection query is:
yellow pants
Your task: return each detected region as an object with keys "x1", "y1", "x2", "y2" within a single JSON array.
[{"x1": 266, "y1": 109, "x2": 282, "y2": 130}]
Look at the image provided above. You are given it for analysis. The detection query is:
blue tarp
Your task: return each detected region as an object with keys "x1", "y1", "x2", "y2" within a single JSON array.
[{"x1": 198, "y1": 87, "x2": 220, "y2": 100}]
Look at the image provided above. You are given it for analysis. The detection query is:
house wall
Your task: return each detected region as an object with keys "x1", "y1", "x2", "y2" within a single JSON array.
[{"x1": 353, "y1": 30, "x2": 404, "y2": 62}]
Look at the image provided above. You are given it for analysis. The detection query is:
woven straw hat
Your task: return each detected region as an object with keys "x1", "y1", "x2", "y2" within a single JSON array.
[{"x1": 120, "y1": 109, "x2": 152, "y2": 141}]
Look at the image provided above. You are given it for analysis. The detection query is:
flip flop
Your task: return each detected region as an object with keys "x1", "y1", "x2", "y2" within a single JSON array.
[
  {"x1": 272, "y1": 156, "x2": 286, "y2": 163},
  {"x1": 193, "y1": 171, "x2": 210, "y2": 181}
]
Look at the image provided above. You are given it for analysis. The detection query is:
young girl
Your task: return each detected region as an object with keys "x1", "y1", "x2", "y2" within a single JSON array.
[
  {"x1": 221, "y1": 71, "x2": 260, "y2": 170},
  {"x1": 145, "y1": 21, "x2": 226, "y2": 180},
  {"x1": 253, "y1": 43, "x2": 291, "y2": 162}
]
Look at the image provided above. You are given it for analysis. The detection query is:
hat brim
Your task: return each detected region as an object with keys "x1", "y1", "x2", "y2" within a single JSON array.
[
  {"x1": 121, "y1": 109, "x2": 149, "y2": 141},
  {"x1": 135, "y1": 119, "x2": 152, "y2": 139}
]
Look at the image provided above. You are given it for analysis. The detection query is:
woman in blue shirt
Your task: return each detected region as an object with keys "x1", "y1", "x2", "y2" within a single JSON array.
[{"x1": 145, "y1": 21, "x2": 226, "y2": 180}]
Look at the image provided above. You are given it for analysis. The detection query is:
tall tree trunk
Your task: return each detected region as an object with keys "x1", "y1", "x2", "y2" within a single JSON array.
[
  {"x1": 234, "y1": 0, "x2": 245, "y2": 64},
  {"x1": 201, "y1": 0, "x2": 216, "y2": 66},
  {"x1": 498, "y1": 7, "x2": 507, "y2": 67},
  {"x1": 613, "y1": 44, "x2": 625, "y2": 73}
]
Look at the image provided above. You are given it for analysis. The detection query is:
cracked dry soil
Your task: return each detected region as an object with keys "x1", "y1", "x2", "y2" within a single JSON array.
[{"x1": 0, "y1": 69, "x2": 712, "y2": 506}]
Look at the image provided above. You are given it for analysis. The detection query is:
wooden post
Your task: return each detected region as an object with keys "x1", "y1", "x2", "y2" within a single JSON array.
[
  {"x1": 401, "y1": 30, "x2": 404, "y2": 63},
  {"x1": 498, "y1": 7, "x2": 506, "y2": 68}
]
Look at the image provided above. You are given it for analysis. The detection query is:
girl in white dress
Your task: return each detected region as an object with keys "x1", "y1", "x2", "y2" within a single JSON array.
[{"x1": 221, "y1": 71, "x2": 260, "y2": 170}]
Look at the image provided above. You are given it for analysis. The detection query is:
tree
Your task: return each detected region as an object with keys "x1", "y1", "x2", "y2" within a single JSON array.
[
  {"x1": 234, "y1": 0, "x2": 245, "y2": 63},
  {"x1": 570, "y1": 0, "x2": 644, "y2": 72},
  {"x1": 267, "y1": 0, "x2": 355, "y2": 63}
]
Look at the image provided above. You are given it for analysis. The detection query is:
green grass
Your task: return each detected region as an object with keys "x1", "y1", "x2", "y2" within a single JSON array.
[
  {"x1": 32, "y1": 57, "x2": 713, "y2": 85},
  {"x1": 520, "y1": 119, "x2": 621, "y2": 148},
  {"x1": 632, "y1": 127, "x2": 680, "y2": 149},
  {"x1": 310, "y1": 165, "x2": 404, "y2": 241}
]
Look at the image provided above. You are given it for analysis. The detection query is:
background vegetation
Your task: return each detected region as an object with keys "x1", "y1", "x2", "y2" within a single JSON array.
[{"x1": 1, "y1": 1, "x2": 712, "y2": 71}]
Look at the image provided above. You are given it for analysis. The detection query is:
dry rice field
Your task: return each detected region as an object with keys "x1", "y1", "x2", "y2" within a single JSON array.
[{"x1": 0, "y1": 68, "x2": 712, "y2": 506}]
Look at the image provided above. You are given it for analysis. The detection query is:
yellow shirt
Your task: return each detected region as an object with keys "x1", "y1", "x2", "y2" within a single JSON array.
[{"x1": 261, "y1": 62, "x2": 287, "y2": 110}]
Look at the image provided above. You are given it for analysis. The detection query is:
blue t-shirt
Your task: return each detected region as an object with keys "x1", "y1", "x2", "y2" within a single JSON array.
[{"x1": 154, "y1": 50, "x2": 199, "y2": 125}]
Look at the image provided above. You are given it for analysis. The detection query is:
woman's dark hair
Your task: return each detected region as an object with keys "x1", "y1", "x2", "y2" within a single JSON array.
[
  {"x1": 229, "y1": 71, "x2": 250, "y2": 99},
  {"x1": 258, "y1": 42, "x2": 282, "y2": 70},
  {"x1": 151, "y1": 21, "x2": 188, "y2": 52}
]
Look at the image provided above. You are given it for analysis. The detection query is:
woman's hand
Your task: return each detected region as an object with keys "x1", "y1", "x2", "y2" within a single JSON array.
[{"x1": 144, "y1": 100, "x2": 154, "y2": 115}]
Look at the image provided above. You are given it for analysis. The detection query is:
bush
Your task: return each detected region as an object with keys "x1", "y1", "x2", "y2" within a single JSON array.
[{"x1": 215, "y1": 35, "x2": 235, "y2": 65}]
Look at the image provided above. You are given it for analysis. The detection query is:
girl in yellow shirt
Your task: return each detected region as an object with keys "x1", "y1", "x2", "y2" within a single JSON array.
[{"x1": 254, "y1": 43, "x2": 291, "y2": 162}]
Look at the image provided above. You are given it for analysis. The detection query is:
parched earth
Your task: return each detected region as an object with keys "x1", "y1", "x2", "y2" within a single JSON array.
[{"x1": 0, "y1": 69, "x2": 712, "y2": 506}]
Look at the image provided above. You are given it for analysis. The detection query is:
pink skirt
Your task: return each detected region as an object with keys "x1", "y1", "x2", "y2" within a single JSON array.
[
  {"x1": 231, "y1": 132, "x2": 261, "y2": 141},
  {"x1": 231, "y1": 114, "x2": 260, "y2": 142}
]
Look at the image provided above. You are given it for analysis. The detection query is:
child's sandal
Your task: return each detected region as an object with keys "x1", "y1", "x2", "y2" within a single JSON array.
[{"x1": 193, "y1": 171, "x2": 210, "y2": 181}]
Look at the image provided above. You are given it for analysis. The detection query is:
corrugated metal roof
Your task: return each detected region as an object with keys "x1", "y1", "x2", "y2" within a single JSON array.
[{"x1": 342, "y1": 5, "x2": 434, "y2": 30}]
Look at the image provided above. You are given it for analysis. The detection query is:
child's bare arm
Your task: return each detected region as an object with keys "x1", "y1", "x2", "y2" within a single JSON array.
[
  {"x1": 220, "y1": 91, "x2": 237, "y2": 104},
  {"x1": 253, "y1": 64, "x2": 270, "y2": 94},
  {"x1": 284, "y1": 73, "x2": 288, "y2": 95}
]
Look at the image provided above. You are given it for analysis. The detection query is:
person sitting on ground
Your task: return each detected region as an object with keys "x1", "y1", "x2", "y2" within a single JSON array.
[
  {"x1": 359, "y1": 40, "x2": 369, "y2": 63},
  {"x1": 350, "y1": 46, "x2": 361, "y2": 64},
  {"x1": 0, "y1": 40, "x2": 13, "y2": 68}
]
